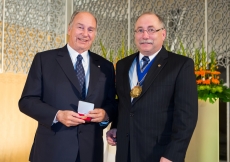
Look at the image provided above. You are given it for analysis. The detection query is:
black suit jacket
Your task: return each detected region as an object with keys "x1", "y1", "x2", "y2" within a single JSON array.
[
  {"x1": 19, "y1": 45, "x2": 116, "y2": 162},
  {"x1": 114, "y1": 47, "x2": 198, "y2": 162}
]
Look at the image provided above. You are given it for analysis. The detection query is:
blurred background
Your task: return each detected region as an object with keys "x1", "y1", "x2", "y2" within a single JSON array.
[{"x1": 0, "y1": 0, "x2": 229, "y2": 161}]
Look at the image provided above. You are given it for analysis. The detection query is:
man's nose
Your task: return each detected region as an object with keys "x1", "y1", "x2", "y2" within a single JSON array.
[
  {"x1": 142, "y1": 30, "x2": 150, "y2": 38},
  {"x1": 82, "y1": 29, "x2": 88, "y2": 36}
]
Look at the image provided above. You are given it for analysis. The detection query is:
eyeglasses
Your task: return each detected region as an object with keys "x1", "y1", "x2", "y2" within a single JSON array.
[{"x1": 134, "y1": 28, "x2": 164, "y2": 35}]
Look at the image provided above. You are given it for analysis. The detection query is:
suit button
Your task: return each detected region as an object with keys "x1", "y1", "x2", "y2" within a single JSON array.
[
  {"x1": 126, "y1": 133, "x2": 129, "y2": 137},
  {"x1": 130, "y1": 113, "x2": 134, "y2": 117}
]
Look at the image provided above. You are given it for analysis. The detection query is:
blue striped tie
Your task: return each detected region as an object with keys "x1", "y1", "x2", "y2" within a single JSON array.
[
  {"x1": 141, "y1": 56, "x2": 150, "y2": 70},
  {"x1": 75, "y1": 55, "x2": 86, "y2": 100}
]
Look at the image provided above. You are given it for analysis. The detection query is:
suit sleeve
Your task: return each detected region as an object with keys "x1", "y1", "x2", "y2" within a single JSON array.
[
  {"x1": 163, "y1": 58, "x2": 198, "y2": 161},
  {"x1": 18, "y1": 53, "x2": 58, "y2": 127},
  {"x1": 110, "y1": 60, "x2": 122, "y2": 129},
  {"x1": 102, "y1": 62, "x2": 118, "y2": 124}
]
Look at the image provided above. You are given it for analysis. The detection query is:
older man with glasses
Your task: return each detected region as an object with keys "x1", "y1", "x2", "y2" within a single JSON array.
[{"x1": 107, "y1": 12, "x2": 198, "y2": 162}]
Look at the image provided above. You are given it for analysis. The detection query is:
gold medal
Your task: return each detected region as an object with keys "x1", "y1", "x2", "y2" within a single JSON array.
[{"x1": 130, "y1": 85, "x2": 142, "y2": 98}]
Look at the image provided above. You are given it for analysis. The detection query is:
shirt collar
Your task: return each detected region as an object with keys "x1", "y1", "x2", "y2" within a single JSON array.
[
  {"x1": 139, "y1": 47, "x2": 162, "y2": 62},
  {"x1": 67, "y1": 44, "x2": 89, "y2": 64}
]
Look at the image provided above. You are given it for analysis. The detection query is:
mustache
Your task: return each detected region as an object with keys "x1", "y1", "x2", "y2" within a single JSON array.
[
  {"x1": 139, "y1": 40, "x2": 153, "y2": 44},
  {"x1": 78, "y1": 37, "x2": 88, "y2": 41}
]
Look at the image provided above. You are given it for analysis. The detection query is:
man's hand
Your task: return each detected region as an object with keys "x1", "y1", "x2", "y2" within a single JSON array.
[
  {"x1": 87, "y1": 108, "x2": 108, "y2": 122},
  {"x1": 160, "y1": 157, "x2": 172, "y2": 162},
  {"x1": 56, "y1": 110, "x2": 85, "y2": 127},
  {"x1": 106, "y1": 128, "x2": 117, "y2": 146}
]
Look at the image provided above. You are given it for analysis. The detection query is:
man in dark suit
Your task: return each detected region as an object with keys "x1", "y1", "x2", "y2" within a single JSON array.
[
  {"x1": 106, "y1": 12, "x2": 198, "y2": 162},
  {"x1": 19, "y1": 11, "x2": 116, "y2": 162}
]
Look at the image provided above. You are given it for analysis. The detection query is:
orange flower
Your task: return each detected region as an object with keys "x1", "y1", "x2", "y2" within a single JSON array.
[
  {"x1": 202, "y1": 79, "x2": 210, "y2": 85},
  {"x1": 200, "y1": 70, "x2": 206, "y2": 76},
  {"x1": 205, "y1": 70, "x2": 211, "y2": 74},
  {"x1": 195, "y1": 70, "x2": 206, "y2": 76},
  {"x1": 195, "y1": 71, "x2": 201, "y2": 75},
  {"x1": 211, "y1": 71, "x2": 221, "y2": 75},
  {"x1": 211, "y1": 78, "x2": 220, "y2": 84},
  {"x1": 196, "y1": 80, "x2": 202, "y2": 84}
]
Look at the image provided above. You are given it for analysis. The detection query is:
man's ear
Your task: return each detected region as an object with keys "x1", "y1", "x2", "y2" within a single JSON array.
[
  {"x1": 162, "y1": 29, "x2": 166, "y2": 40},
  {"x1": 67, "y1": 25, "x2": 71, "y2": 35}
]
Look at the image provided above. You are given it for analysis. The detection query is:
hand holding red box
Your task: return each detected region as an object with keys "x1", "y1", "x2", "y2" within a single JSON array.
[
  {"x1": 79, "y1": 113, "x2": 91, "y2": 122},
  {"x1": 78, "y1": 101, "x2": 94, "y2": 122}
]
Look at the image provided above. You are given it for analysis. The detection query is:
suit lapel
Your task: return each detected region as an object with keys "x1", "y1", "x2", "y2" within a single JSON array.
[
  {"x1": 132, "y1": 47, "x2": 168, "y2": 105},
  {"x1": 86, "y1": 52, "x2": 101, "y2": 99},
  {"x1": 122, "y1": 53, "x2": 139, "y2": 102},
  {"x1": 56, "y1": 45, "x2": 82, "y2": 96}
]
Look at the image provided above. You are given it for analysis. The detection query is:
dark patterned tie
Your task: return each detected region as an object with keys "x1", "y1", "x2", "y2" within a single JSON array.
[
  {"x1": 75, "y1": 55, "x2": 86, "y2": 100},
  {"x1": 141, "y1": 56, "x2": 150, "y2": 70}
]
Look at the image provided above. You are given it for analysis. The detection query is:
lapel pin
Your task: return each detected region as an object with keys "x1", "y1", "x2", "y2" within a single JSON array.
[
  {"x1": 158, "y1": 64, "x2": 161, "y2": 67},
  {"x1": 98, "y1": 65, "x2": 100, "y2": 68}
]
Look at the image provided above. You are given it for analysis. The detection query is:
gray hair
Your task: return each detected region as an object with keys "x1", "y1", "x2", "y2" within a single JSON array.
[
  {"x1": 69, "y1": 10, "x2": 97, "y2": 27},
  {"x1": 136, "y1": 12, "x2": 165, "y2": 28}
]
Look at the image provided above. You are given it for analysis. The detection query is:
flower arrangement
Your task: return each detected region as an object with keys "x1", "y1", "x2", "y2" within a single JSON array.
[
  {"x1": 193, "y1": 46, "x2": 230, "y2": 103},
  {"x1": 171, "y1": 42, "x2": 230, "y2": 103}
]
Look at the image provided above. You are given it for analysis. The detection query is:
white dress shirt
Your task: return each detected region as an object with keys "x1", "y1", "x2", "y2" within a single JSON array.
[
  {"x1": 53, "y1": 45, "x2": 90, "y2": 124},
  {"x1": 53, "y1": 45, "x2": 108, "y2": 125},
  {"x1": 129, "y1": 48, "x2": 161, "y2": 101},
  {"x1": 67, "y1": 44, "x2": 90, "y2": 96}
]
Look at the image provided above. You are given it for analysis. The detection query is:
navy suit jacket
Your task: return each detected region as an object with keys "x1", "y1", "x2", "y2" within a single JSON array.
[
  {"x1": 19, "y1": 45, "x2": 116, "y2": 162},
  {"x1": 113, "y1": 47, "x2": 198, "y2": 162}
]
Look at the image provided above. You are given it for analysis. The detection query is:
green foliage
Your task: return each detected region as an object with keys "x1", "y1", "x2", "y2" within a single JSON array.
[
  {"x1": 194, "y1": 49, "x2": 200, "y2": 71},
  {"x1": 164, "y1": 41, "x2": 170, "y2": 51},
  {"x1": 99, "y1": 40, "x2": 107, "y2": 59},
  {"x1": 177, "y1": 41, "x2": 187, "y2": 56},
  {"x1": 99, "y1": 39, "x2": 133, "y2": 65},
  {"x1": 197, "y1": 83, "x2": 230, "y2": 103},
  {"x1": 209, "y1": 50, "x2": 217, "y2": 71},
  {"x1": 200, "y1": 44, "x2": 207, "y2": 70}
]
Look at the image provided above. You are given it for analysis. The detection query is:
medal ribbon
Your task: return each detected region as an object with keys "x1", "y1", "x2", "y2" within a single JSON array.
[{"x1": 136, "y1": 55, "x2": 155, "y2": 86}]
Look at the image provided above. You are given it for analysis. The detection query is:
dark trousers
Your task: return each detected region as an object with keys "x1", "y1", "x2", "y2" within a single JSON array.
[
  {"x1": 127, "y1": 142, "x2": 131, "y2": 162},
  {"x1": 76, "y1": 152, "x2": 80, "y2": 162}
]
